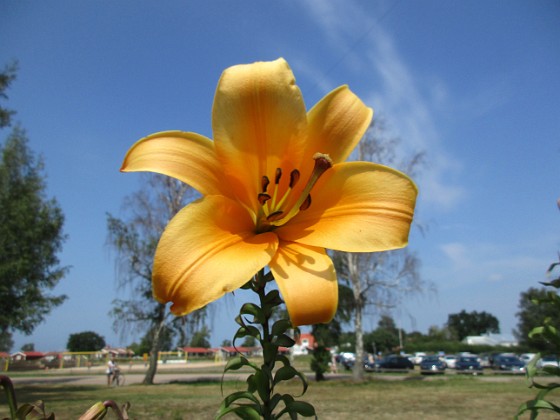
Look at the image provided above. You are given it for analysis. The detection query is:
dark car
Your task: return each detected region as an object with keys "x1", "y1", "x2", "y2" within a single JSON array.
[
  {"x1": 455, "y1": 356, "x2": 483, "y2": 375},
  {"x1": 375, "y1": 355, "x2": 414, "y2": 372},
  {"x1": 419, "y1": 355, "x2": 446, "y2": 374},
  {"x1": 492, "y1": 355, "x2": 525, "y2": 374}
]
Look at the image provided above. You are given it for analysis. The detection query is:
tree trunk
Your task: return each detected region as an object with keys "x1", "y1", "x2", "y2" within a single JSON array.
[
  {"x1": 347, "y1": 253, "x2": 365, "y2": 381},
  {"x1": 143, "y1": 313, "x2": 166, "y2": 385}
]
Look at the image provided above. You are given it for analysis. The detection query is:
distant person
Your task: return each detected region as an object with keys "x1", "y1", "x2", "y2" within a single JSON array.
[{"x1": 107, "y1": 357, "x2": 115, "y2": 386}]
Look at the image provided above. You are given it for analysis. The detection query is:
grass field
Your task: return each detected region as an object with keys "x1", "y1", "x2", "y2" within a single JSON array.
[{"x1": 1, "y1": 372, "x2": 554, "y2": 419}]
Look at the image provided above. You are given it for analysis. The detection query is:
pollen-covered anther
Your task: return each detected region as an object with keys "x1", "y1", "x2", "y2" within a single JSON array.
[
  {"x1": 258, "y1": 193, "x2": 271, "y2": 205},
  {"x1": 312, "y1": 153, "x2": 333, "y2": 174},
  {"x1": 267, "y1": 210, "x2": 284, "y2": 221},
  {"x1": 261, "y1": 176, "x2": 270, "y2": 193},
  {"x1": 300, "y1": 194, "x2": 311, "y2": 211},
  {"x1": 289, "y1": 170, "x2": 300, "y2": 188}
]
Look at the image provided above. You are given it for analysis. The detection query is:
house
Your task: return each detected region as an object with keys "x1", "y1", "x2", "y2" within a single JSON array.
[
  {"x1": 100, "y1": 346, "x2": 134, "y2": 358},
  {"x1": 10, "y1": 351, "x2": 45, "y2": 361},
  {"x1": 219, "y1": 346, "x2": 259, "y2": 358},
  {"x1": 292, "y1": 333, "x2": 315, "y2": 356},
  {"x1": 181, "y1": 347, "x2": 217, "y2": 357},
  {"x1": 462, "y1": 333, "x2": 518, "y2": 347}
]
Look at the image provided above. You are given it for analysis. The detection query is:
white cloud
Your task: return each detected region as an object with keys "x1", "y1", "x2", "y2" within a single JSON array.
[{"x1": 298, "y1": 0, "x2": 466, "y2": 212}]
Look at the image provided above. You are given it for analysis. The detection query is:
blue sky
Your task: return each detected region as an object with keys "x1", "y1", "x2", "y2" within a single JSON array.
[{"x1": 1, "y1": 1, "x2": 559, "y2": 351}]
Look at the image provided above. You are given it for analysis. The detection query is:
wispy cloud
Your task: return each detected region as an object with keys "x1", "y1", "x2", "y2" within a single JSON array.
[{"x1": 297, "y1": 0, "x2": 465, "y2": 212}]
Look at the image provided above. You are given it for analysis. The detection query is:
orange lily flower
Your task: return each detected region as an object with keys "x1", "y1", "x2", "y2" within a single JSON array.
[{"x1": 121, "y1": 58, "x2": 417, "y2": 326}]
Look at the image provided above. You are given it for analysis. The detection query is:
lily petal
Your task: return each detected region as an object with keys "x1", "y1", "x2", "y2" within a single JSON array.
[
  {"x1": 212, "y1": 58, "x2": 308, "y2": 212},
  {"x1": 121, "y1": 131, "x2": 229, "y2": 197},
  {"x1": 306, "y1": 85, "x2": 373, "y2": 164},
  {"x1": 153, "y1": 195, "x2": 278, "y2": 316},
  {"x1": 270, "y1": 242, "x2": 338, "y2": 326},
  {"x1": 276, "y1": 162, "x2": 418, "y2": 252}
]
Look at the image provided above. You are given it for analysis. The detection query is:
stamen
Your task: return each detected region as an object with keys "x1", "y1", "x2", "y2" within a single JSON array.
[
  {"x1": 289, "y1": 170, "x2": 300, "y2": 188},
  {"x1": 258, "y1": 193, "x2": 271, "y2": 205},
  {"x1": 274, "y1": 168, "x2": 282, "y2": 184},
  {"x1": 266, "y1": 211, "x2": 284, "y2": 221},
  {"x1": 269, "y1": 153, "x2": 333, "y2": 227},
  {"x1": 299, "y1": 194, "x2": 311, "y2": 211},
  {"x1": 270, "y1": 167, "x2": 282, "y2": 209},
  {"x1": 261, "y1": 176, "x2": 270, "y2": 193}
]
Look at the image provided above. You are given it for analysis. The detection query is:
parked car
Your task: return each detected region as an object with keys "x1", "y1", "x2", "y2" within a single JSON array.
[
  {"x1": 443, "y1": 355, "x2": 457, "y2": 369},
  {"x1": 537, "y1": 355, "x2": 560, "y2": 369},
  {"x1": 339, "y1": 352, "x2": 356, "y2": 370},
  {"x1": 492, "y1": 355, "x2": 525, "y2": 374},
  {"x1": 519, "y1": 353, "x2": 537, "y2": 366},
  {"x1": 411, "y1": 352, "x2": 426, "y2": 365},
  {"x1": 455, "y1": 356, "x2": 483, "y2": 375},
  {"x1": 420, "y1": 355, "x2": 446, "y2": 374},
  {"x1": 375, "y1": 355, "x2": 414, "y2": 372}
]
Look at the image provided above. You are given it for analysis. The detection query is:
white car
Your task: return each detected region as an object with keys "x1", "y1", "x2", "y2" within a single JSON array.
[
  {"x1": 443, "y1": 355, "x2": 457, "y2": 369},
  {"x1": 411, "y1": 352, "x2": 426, "y2": 365},
  {"x1": 519, "y1": 353, "x2": 537, "y2": 366}
]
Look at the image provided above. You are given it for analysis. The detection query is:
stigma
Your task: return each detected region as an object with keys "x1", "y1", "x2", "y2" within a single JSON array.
[{"x1": 256, "y1": 153, "x2": 333, "y2": 230}]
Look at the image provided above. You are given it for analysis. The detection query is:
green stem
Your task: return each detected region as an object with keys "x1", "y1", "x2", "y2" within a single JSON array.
[{"x1": 254, "y1": 269, "x2": 276, "y2": 419}]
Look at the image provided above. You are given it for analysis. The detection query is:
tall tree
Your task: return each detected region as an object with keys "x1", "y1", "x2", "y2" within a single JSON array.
[
  {"x1": 0, "y1": 127, "x2": 68, "y2": 347},
  {"x1": 515, "y1": 287, "x2": 560, "y2": 352},
  {"x1": 107, "y1": 174, "x2": 206, "y2": 384},
  {"x1": 334, "y1": 118, "x2": 428, "y2": 381},
  {"x1": 446, "y1": 310, "x2": 500, "y2": 341},
  {"x1": 67, "y1": 331, "x2": 106, "y2": 352},
  {"x1": 0, "y1": 62, "x2": 17, "y2": 128}
]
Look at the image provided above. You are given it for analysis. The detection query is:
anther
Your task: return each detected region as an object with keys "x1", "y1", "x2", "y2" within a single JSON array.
[
  {"x1": 299, "y1": 194, "x2": 311, "y2": 211},
  {"x1": 274, "y1": 168, "x2": 282, "y2": 184},
  {"x1": 266, "y1": 211, "x2": 284, "y2": 221},
  {"x1": 261, "y1": 176, "x2": 270, "y2": 193},
  {"x1": 289, "y1": 170, "x2": 300, "y2": 188},
  {"x1": 258, "y1": 193, "x2": 271, "y2": 205}
]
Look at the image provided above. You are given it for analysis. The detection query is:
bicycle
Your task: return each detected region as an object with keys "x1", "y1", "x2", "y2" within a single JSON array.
[{"x1": 111, "y1": 367, "x2": 126, "y2": 386}]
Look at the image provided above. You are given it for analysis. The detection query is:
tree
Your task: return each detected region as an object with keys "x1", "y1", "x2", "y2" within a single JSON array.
[
  {"x1": 20, "y1": 343, "x2": 35, "y2": 352},
  {"x1": 333, "y1": 118, "x2": 429, "y2": 381},
  {"x1": 515, "y1": 287, "x2": 560, "y2": 352},
  {"x1": 0, "y1": 328, "x2": 14, "y2": 352},
  {"x1": 190, "y1": 325, "x2": 211, "y2": 348},
  {"x1": 0, "y1": 127, "x2": 68, "y2": 343},
  {"x1": 107, "y1": 174, "x2": 207, "y2": 384},
  {"x1": 67, "y1": 331, "x2": 106, "y2": 352},
  {"x1": 0, "y1": 62, "x2": 17, "y2": 128},
  {"x1": 446, "y1": 310, "x2": 500, "y2": 342}
]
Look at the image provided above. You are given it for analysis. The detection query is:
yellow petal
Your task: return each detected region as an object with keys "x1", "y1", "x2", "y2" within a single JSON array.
[
  {"x1": 306, "y1": 85, "x2": 373, "y2": 164},
  {"x1": 276, "y1": 162, "x2": 418, "y2": 252},
  {"x1": 212, "y1": 58, "x2": 308, "y2": 212},
  {"x1": 270, "y1": 242, "x2": 338, "y2": 326},
  {"x1": 153, "y1": 195, "x2": 278, "y2": 315},
  {"x1": 121, "y1": 131, "x2": 228, "y2": 197}
]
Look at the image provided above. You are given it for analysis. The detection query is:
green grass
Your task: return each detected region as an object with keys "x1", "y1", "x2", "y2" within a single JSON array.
[{"x1": 1, "y1": 374, "x2": 553, "y2": 419}]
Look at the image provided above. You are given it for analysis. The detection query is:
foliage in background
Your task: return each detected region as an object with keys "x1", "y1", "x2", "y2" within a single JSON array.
[
  {"x1": 446, "y1": 310, "x2": 500, "y2": 341},
  {"x1": 66, "y1": 331, "x2": 105, "y2": 352},
  {"x1": 0, "y1": 62, "x2": 17, "y2": 129},
  {"x1": 515, "y1": 287, "x2": 560, "y2": 353},
  {"x1": 0, "y1": 127, "x2": 68, "y2": 353},
  {"x1": 516, "y1": 255, "x2": 560, "y2": 419}
]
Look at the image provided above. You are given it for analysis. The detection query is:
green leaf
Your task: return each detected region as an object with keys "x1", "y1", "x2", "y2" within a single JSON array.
[
  {"x1": 240, "y1": 303, "x2": 265, "y2": 324},
  {"x1": 271, "y1": 319, "x2": 292, "y2": 337},
  {"x1": 264, "y1": 289, "x2": 283, "y2": 306},
  {"x1": 223, "y1": 356, "x2": 257, "y2": 373},
  {"x1": 216, "y1": 404, "x2": 262, "y2": 420},
  {"x1": 287, "y1": 400, "x2": 317, "y2": 417},
  {"x1": 273, "y1": 334, "x2": 295, "y2": 348},
  {"x1": 273, "y1": 365, "x2": 297, "y2": 384}
]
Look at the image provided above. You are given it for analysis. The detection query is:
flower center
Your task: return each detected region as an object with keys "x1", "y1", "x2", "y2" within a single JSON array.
[{"x1": 256, "y1": 153, "x2": 333, "y2": 232}]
